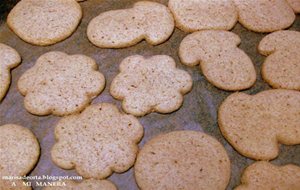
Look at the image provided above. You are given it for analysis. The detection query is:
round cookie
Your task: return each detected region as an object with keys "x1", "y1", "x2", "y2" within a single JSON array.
[
  {"x1": 258, "y1": 30, "x2": 300, "y2": 90},
  {"x1": 110, "y1": 55, "x2": 192, "y2": 116},
  {"x1": 87, "y1": 1, "x2": 174, "y2": 48},
  {"x1": 234, "y1": 0, "x2": 295, "y2": 33},
  {"x1": 135, "y1": 130, "x2": 230, "y2": 190},
  {"x1": 168, "y1": 0, "x2": 238, "y2": 32},
  {"x1": 43, "y1": 179, "x2": 117, "y2": 190},
  {"x1": 0, "y1": 43, "x2": 21, "y2": 102},
  {"x1": 18, "y1": 51, "x2": 105, "y2": 116},
  {"x1": 7, "y1": 0, "x2": 82, "y2": 46},
  {"x1": 0, "y1": 124, "x2": 40, "y2": 189}
]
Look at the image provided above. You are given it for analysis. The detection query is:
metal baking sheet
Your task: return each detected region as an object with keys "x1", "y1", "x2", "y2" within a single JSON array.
[{"x1": 0, "y1": 0, "x2": 299, "y2": 189}]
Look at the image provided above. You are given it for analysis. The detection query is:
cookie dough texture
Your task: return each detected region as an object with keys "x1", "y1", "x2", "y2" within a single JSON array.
[
  {"x1": 7, "y1": 0, "x2": 82, "y2": 46},
  {"x1": 287, "y1": 0, "x2": 300, "y2": 13},
  {"x1": 43, "y1": 179, "x2": 117, "y2": 190},
  {"x1": 110, "y1": 55, "x2": 192, "y2": 116},
  {"x1": 235, "y1": 161, "x2": 300, "y2": 190},
  {"x1": 0, "y1": 43, "x2": 21, "y2": 102},
  {"x1": 179, "y1": 30, "x2": 256, "y2": 91},
  {"x1": 0, "y1": 124, "x2": 40, "y2": 190},
  {"x1": 135, "y1": 130, "x2": 230, "y2": 190},
  {"x1": 51, "y1": 103, "x2": 144, "y2": 179},
  {"x1": 234, "y1": 0, "x2": 295, "y2": 33},
  {"x1": 259, "y1": 30, "x2": 300, "y2": 90},
  {"x1": 18, "y1": 51, "x2": 105, "y2": 116},
  {"x1": 168, "y1": 0, "x2": 238, "y2": 32},
  {"x1": 218, "y1": 89, "x2": 300, "y2": 160},
  {"x1": 87, "y1": 1, "x2": 174, "y2": 48}
]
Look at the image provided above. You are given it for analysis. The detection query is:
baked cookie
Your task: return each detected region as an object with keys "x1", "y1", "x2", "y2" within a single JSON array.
[
  {"x1": 179, "y1": 30, "x2": 256, "y2": 91},
  {"x1": 110, "y1": 55, "x2": 192, "y2": 116},
  {"x1": 287, "y1": 0, "x2": 300, "y2": 13},
  {"x1": 18, "y1": 51, "x2": 105, "y2": 116},
  {"x1": 7, "y1": 0, "x2": 82, "y2": 46},
  {"x1": 0, "y1": 124, "x2": 40, "y2": 190},
  {"x1": 87, "y1": 1, "x2": 174, "y2": 48},
  {"x1": 258, "y1": 30, "x2": 300, "y2": 90},
  {"x1": 234, "y1": 0, "x2": 295, "y2": 33},
  {"x1": 135, "y1": 130, "x2": 230, "y2": 190},
  {"x1": 168, "y1": 0, "x2": 238, "y2": 32},
  {"x1": 235, "y1": 161, "x2": 300, "y2": 190},
  {"x1": 218, "y1": 89, "x2": 300, "y2": 160},
  {"x1": 43, "y1": 179, "x2": 117, "y2": 190},
  {"x1": 51, "y1": 103, "x2": 143, "y2": 179},
  {"x1": 0, "y1": 43, "x2": 21, "y2": 102}
]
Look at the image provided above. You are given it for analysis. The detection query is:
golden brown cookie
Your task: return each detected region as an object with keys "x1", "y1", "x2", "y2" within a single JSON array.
[
  {"x1": 51, "y1": 103, "x2": 143, "y2": 179},
  {"x1": 235, "y1": 161, "x2": 300, "y2": 190},
  {"x1": 7, "y1": 0, "x2": 82, "y2": 46},
  {"x1": 218, "y1": 89, "x2": 300, "y2": 160},
  {"x1": 0, "y1": 43, "x2": 21, "y2": 102},
  {"x1": 110, "y1": 55, "x2": 192, "y2": 116},
  {"x1": 135, "y1": 130, "x2": 230, "y2": 190},
  {"x1": 179, "y1": 30, "x2": 256, "y2": 91},
  {"x1": 259, "y1": 30, "x2": 300, "y2": 90},
  {"x1": 18, "y1": 51, "x2": 105, "y2": 116},
  {"x1": 87, "y1": 1, "x2": 174, "y2": 48}
]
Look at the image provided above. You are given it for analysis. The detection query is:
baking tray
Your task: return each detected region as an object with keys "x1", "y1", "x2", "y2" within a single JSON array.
[{"x1": 0, "y1": 0, "x2": 299, "y2": 189}]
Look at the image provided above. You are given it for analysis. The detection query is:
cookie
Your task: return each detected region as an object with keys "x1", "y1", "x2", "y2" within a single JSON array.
[
  {"x1": 51, "y1": 103, "x2": 143, "y2": 179},
  {"x1": 110, "y1": 55, "x2": 192, "y2": 116},
  {"x1": 168, "y1": 0, "x2": 238, "y2": 32},
  {"x1": 287, "y1": 0, "x2": 300, "y2": 13},
  {"x1": 43, "y1": 179, "x2": 117, "y2": 190},
  {"x1": 218, "y1": 89, "x2": 300, "y2": 160},
  {"x1": 135, "y1": 130, "x2": 230, "y2": 190},
  {"x1": 0, "y1": 124, "x2": 40, "y2": 190},
  {"x1": 87, "y1": 1, "x2": 174, "y2": 48},
  {"x1": 258, "y1": 30, "x2": 300, "y2": 90},
  {"x1": 179, "y1": 30, "x2": 256, "y2": 91},
  {"x1": 235, "y1": 161, "x2": 300, "y2": 190},
  {"x1": 0, "y1": 43, "x2": 21, "y2": 102},
  {"x1": 7, "y1": 0, "x2": 82, "y2": 46},
  {"x1": 18, "y1": 51, "x2": 105, "y2": 116},
  {"x1": 234, "y1": 0, "x2": 295, "y2": 33}
]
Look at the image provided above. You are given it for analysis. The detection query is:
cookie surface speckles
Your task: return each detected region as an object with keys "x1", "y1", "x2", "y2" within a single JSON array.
[
  {"x1": 7, "y1": 0, "x2": 82, "y2": 46},
  {"x1": 135, "y1": 130, "x2": 230, "y2": 190},
  {"x1": 235, "y1": 162, "x2": 300, "y2": 190},
  {"x1": 179, "y1": 30, "x2": 256, "y2": 91},
  {"x1": 234, "y1": 0, "x2": 295, "y2": 32},
  {"x1": 0, "y1": 124, "x2": 40, "y2": 190},
  {"x1": 43, "y1": 179, "x2": 117, "y2": 190},
  {"x1": 87, "y1": 1, "x2": 174, "y2": 48},
  {"x1": 110, "y1": 55, "x2": 192, "y2": 116},
  {"x1": 218, "y1": 89, "x2": 300, "y2": 160},
  {"x1": 51, "y1": 103, "x2": 144, "y2": 179},
  {"x1": 0, "y1": 43, "x2": 21, "y2": 102},
  {"x1": 287, "y1": 0, "x2": 300, "y2": 13},
  {"x1": 168, "y1": 0, "x2": 238, "y2": 32},
  {"x1": 18, "y1": 51, "x2": 105, "y2": 116},
  {"x1": 259, "y1": 30, "x2": 300, "y2": 90}
]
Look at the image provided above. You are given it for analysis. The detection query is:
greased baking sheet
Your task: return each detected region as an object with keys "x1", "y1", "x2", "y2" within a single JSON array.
[{"x1": 0, "y1": 0, "x2": 299, "y2": 189}]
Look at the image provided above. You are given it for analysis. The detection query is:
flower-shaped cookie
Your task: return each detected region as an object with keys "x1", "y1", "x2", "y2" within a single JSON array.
[
  {"x1": 218, "y1": 89, "x2": 300, "y2": 160},
  {"x1": 87, "y1": 1, "x2": 174, "y2": 48},
  {"x1": 51, "y1": 103, "x2": 144, "y2": 179},
  {"x1": 179, "y1": 30, "x2": 256, "y2": 91},
  {"x1": 259, "y1": 30, "x2": 300, "y2": 90},
  {"x1": 0, "y1": 43, "x2": 21, "y2": 102},
  {"x1": 18, "y1": 51, "x2": 105, "y2": 116},
  {"x1": 110, "y1": 55, "x2": 192, "y2": 116},
  {"x1": 235, "y1": 162, "x2": 300, "y2": 190}
]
